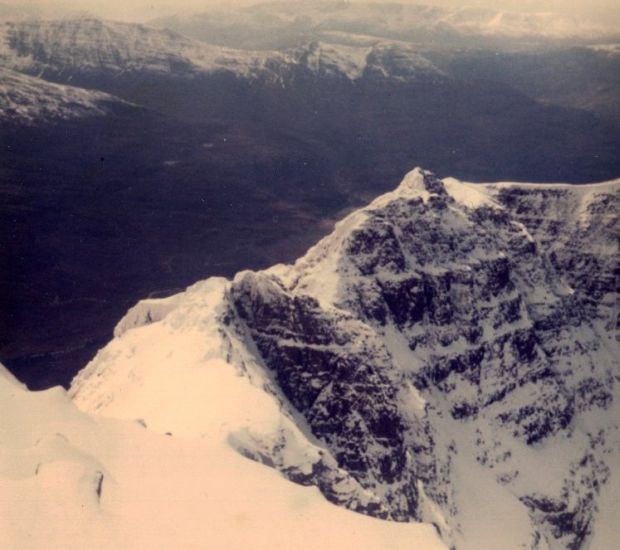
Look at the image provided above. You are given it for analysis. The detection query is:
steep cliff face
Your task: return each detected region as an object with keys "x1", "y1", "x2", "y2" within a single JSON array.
[{"x1": 71, "y1": 169, "x2": 619, "y2": 549}]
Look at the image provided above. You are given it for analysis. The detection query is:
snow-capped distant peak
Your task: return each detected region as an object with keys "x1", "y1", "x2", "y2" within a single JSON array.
[
  {"x1": 287, "y1": 40, "x2": 443, "y2": 81},
  {"x1": 0, "y1": 18, "x2": 285, "y2": 79},
  {"x1": 290, "y1": 41, "x2": 371, "y2": 79},
  {"x1": 0, "y1": 18, "x2": 444, "y2": 85}
]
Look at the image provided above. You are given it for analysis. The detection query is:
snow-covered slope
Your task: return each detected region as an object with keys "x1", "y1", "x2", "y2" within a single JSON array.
[
  {"x1": 0, "y1": 18, "x2": 443, "y2": 84},
  {"x1": 69, "y1": 168, "x2": 620, "y2": 549},
  {"x1": 289, "y1": 40, "x2": 442, "y2": 81},
  {"x1": 0, "y1": 67, "x2": 126, "y2": 123},
  {"x1": 0, "y1": 18, "x2": 281, "y2": 79},
  {"x1": 0, "y1": 352, "x2": 445, "y2": 549}
]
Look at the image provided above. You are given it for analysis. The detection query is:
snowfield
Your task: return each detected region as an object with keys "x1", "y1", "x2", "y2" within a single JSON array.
[{"x1": 0, "y1": 357, "x2": 446, "y2": 549}]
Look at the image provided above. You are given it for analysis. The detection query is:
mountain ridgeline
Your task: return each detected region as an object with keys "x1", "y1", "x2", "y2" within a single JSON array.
[
  {"x1": 2, "y1": 18, "x2": 617, "y2": 184},
  {"x1": 71, "y1": 169, "x2": 620, "y2": 549}
]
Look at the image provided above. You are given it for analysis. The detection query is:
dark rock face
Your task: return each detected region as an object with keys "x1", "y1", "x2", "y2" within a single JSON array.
[
  {"x1": 521, "y1": 446, "x2": 611, "y2": 550},
  {"x1": 231, "y1": 271, "x2": 427, "y2": 521},
  {"x1": 220, "y1": 170, "x2": 618, "y2": 548},
  {"x1": 334, "y1": 181, "x2": 578, "y2": 447}
]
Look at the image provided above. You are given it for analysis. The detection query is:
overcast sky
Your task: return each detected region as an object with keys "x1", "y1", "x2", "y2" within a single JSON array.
[{"x1": 4, "y1": 0, "x2": 620, "y2": 24}]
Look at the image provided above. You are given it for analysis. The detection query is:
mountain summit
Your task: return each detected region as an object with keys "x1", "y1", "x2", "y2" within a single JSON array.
[{"x1": 65, "y1": 168, "x2": 620, "y2": 549}]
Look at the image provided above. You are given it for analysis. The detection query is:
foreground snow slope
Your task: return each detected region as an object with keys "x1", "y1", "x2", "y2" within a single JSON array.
[
  {"x1": 0, "y1": 355, "x2": 445, "y2": 549},
  {"x1": 70, "y1": 169, "x2": 619, "y2": 549}
]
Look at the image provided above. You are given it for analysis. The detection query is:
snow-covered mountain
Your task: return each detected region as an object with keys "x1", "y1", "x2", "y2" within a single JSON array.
[
  {"x1": 63, "y1": 169, "x2": 619, "y2": 549},
  {"x1": 0, "y1": 18, "x2": 282, "y2": 79},
  {"x1": 0, "y1": 18, "x2": 443, "y2": 84}
]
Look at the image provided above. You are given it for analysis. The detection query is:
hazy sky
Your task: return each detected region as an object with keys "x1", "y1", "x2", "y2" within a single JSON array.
[{"x1": 4, "y1": 0, "x2": 620, "y2": 24}]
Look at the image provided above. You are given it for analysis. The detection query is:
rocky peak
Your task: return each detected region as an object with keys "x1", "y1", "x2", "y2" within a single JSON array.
[{"x1": 387, "y1": 167, "x2": 449, "y2": 200}]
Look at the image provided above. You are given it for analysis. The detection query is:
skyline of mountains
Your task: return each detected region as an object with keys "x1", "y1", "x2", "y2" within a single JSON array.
[
  {"x1": 2, "y1": 1, "x2": 619, "y2": 40},
  {"x1": 153, "y1": 1, "x2": 620, "y2": 50}
]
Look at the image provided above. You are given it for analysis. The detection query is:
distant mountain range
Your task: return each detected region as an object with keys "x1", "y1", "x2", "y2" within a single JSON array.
[
  {"x1": 0, "y1": 17, "x2": 446, "y2": 85},
  {"x1": 153, "y1": 1, "x2": 619, "y2": 50}
]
